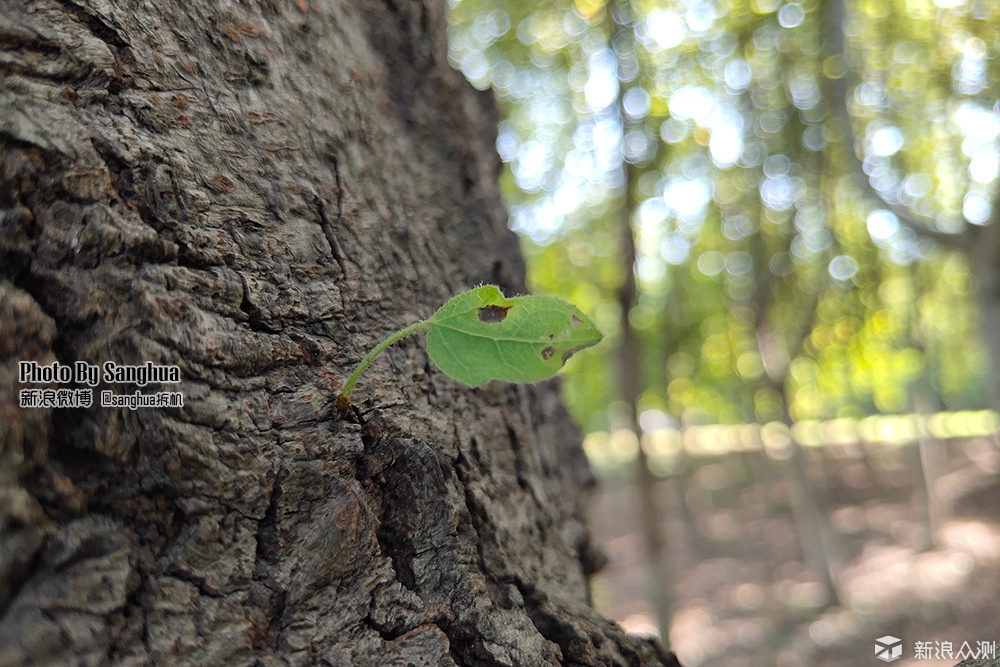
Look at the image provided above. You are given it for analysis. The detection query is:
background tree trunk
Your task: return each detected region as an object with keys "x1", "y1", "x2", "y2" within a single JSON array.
[{"x1": 0, "y1": 1, "x2": 679, "y2": 665}]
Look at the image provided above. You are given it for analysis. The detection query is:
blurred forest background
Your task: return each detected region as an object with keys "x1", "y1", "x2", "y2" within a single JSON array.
[{"x1": 446, "y1": 0, "x2": 1000, "y2": 664}]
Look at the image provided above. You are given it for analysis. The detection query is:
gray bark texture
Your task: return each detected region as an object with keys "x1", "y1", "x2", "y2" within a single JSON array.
[{"x1": 0, "y1": 1, "x2": 680, "y2": 666}]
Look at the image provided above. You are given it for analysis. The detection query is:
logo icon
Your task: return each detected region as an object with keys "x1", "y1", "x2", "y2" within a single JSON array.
[{"x1": 876, "y1": 636, "x2": 902, "y2": 662}]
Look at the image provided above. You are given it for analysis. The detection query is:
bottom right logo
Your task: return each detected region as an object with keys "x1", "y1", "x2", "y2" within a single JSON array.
[{"x1": 876, "y1": 635, "x2": 903, "y2": 663}]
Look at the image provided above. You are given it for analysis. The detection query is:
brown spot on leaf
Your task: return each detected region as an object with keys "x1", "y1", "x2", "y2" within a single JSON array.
[
  {"x1": 571, "y1": 314, "x2": 583, "y2": 327},
  {"x1": 478, "y1": 305, "x2": 511, "y2": 323},
  {"x1": 541, "y1": 346, "x2": 555, "y2": 360}
]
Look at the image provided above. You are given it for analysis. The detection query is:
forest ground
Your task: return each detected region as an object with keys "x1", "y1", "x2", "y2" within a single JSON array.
[{"x1": 589, "y1": 432, "x2": 1000, "y2": 666}]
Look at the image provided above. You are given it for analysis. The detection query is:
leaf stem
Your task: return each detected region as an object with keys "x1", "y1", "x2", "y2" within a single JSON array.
[{"x1": 340, "y1": 320, "x2": 430, "y2": 398}]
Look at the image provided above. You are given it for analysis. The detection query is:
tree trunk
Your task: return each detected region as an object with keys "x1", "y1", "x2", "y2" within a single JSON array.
[
  {"x1": 969, "y1": 219, "x2": 1000, "y2": 411},
  {"x1": 0, "y1": 1, "x2": 679, "y2": 665},
  {"x1": 610, "y1": 5, "x2": 673, "y2": 649}
]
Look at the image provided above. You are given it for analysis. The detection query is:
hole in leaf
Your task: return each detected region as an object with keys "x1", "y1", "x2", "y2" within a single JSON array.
[{"x1": 478, "y1": 305, "x2": 511, "y2": 323}]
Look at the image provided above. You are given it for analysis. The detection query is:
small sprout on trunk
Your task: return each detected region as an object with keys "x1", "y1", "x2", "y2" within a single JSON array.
[{"x1": 334, "y1": 285, "x2": 602, "y2": 419}]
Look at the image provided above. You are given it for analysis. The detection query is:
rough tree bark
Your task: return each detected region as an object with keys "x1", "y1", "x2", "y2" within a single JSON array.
[{"x1": 0, "y1": 1, "x2": 682, "y2": 665}]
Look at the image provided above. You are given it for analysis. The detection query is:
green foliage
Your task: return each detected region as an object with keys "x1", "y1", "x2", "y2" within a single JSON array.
[
  {"x1": 448, "y1": 0, "x2": 996, "y2": 430},
  {"x1": 335, "y1": 286, "x2": 602, "y2": 417},
  {"x1": 425, "y1": 285, "x2": 604, "y2": 386}
]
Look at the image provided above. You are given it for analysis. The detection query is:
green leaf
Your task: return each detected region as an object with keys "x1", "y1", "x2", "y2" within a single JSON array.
[{"x1": 424, "y1": 285, "x2": 603, "y2": 387}]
